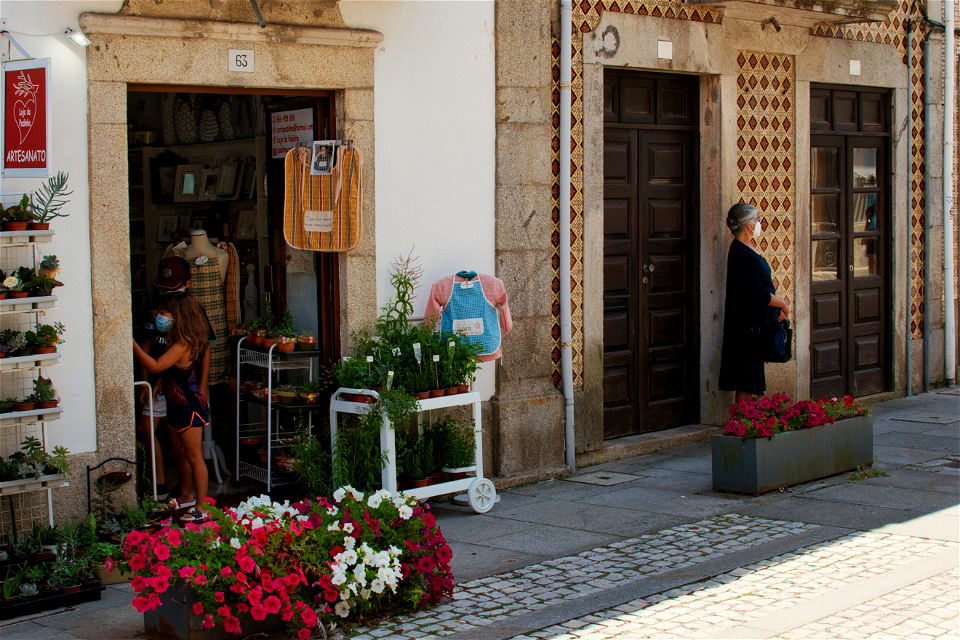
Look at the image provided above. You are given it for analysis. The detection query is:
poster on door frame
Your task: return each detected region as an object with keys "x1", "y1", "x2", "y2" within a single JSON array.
[
  {"x1": 2, "y1": 58, "x2": 52, "y2": 178},
  {"x1": 270, "y1": 108, "x2": 314, "y2": 159}
]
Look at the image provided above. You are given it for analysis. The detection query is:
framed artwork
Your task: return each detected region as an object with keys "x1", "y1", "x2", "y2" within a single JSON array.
[
  {"x1": 150, "y1": 150, "x2": 186, "y2": 204},
  {"x1": 174, "y1": 164, "x2": 203, "y2": 203},
  {"x1": 217, "y1": 161, "x2": 239, "y2": 196},
  {"x1": 238, "y1": 162, "x2": 257, "y2": 201},
  {"x1": 199, "y1": 169, "x2": 220, "y2": 201},
  {"x1": 234, "y1": 209, "x2": 257, "y2": 241},
  {"x1": 189, "y1": 211, "x2": 209, "y2": 232},
  {"x1": 157, "y1": 215, "x2": 180, "y2": 243},
  {"x1": 310, "y1": 140, "x2": 337, "y2": 176}
]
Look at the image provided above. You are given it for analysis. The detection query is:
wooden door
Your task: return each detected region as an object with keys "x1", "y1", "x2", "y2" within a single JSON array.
[
  {"x1": 810, "y1": 87, "x2": 890, "y2": 398},
  {"x1": 603, "y1": 71, "x2": 699, "y2": 438}
]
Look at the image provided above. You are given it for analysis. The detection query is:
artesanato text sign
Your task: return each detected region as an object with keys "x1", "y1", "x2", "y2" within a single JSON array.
[{"x1": 2, "y1": 58, "x2": 52, "y2": 178}]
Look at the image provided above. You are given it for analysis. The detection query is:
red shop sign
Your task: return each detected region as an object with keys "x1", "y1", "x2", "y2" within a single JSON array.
[{"x1": 2, "y1": 58, "x2": 51, "y2": 178}]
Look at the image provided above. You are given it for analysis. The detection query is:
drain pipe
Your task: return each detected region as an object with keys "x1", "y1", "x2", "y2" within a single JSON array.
[
  {"x1": 923, "y1": 35, "x2": 934, "y2": 392},
  {"x1": 943, "y1": 0, "x2": 956, "y2": 387},
  {"x1": 560, "y1": 0, "x2": 576, "y2": 471},
  {"x1": 906, "y1": 21, "x2": 914, "y2": 396}
]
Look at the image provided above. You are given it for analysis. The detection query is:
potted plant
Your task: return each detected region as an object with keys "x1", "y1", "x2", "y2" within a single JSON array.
[
  {"x1": 25, "y1": 256, "x2": 63, "y2": 296},
  {"x1": 30, "y1": 524, "x2": 58, "y2": 560},
  {"x1": 1, "y1": 274, "x2": 28, "y2": 299},
  {"x1": 51, "y1": 557, "x2": 87, "y2": 593},
  {"x1": 409, "y1": 366, "x2": 432, "y2": 401},
  {"x1": 32, "y1": 376, "x2": 59, "y2": 409},
  {"x1": 439, "y1": 418, "x2": 477, "y2": 480},
  {"x1": 712, "y1": 393, "x2": 873, "y2": 495},
  {"x1": 33, "y1": 322, "x2": 64, "y2": 354},
  {"x1": 27, "y1": 171, "x2": 72, "y2": 231},
  {"x1": 296, "y1": 329, "x2": 317, "y2": 351},
  {"x1": 0, "y1": 398, "x2": 15, "y2": 414},
  {"x1": 12, "y1": 394, "x2": 35, "y2": 412},
  {"x1": 2, "y1": 194, "x2": 34, "y2": 231},
  {"x1": 401, "y1": 431, "x2": 433, "y2": 488},
  {"x1": 297, "y1": 380, "x2": 322, "y2": 404},
  {"x1": 275, "y1": 384, "x2": 299, "y2": 406}
]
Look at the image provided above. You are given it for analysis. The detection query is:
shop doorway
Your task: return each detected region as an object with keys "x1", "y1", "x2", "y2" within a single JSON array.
[
  {"x1": 602, "y1": 71, "x2": 701, "y2": 438},
  {"x1": 125, "y1": 86, "x2": 340, "y2": 471},
  {"x1": 809, "y1": 86, "x2": 891, "y2": 398}
]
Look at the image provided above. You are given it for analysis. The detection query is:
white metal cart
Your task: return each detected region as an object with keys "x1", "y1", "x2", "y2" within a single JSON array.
[
  {"x1": 235, "y1": 337, "x2": 320, "y2": 491},
  {"x1": 329, "y1": 388, "x2": 497, "y2": 513}
]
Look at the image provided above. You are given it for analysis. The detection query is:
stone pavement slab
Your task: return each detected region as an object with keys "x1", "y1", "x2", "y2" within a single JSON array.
[
  {"x1": 582, "y1": 486, "x2": 736, "y2": 518},
  {"x1": 642, "y1": 455, "x2": 713, "y2": 475},
  {"x1": 738, "y1": 496, "x2": 927, "y2": 530},
  {"x1": 445, "y1": 541, "x2": 546, "y2": 583},
  {"x1": 874, "y1": 506, "x2": 960, "y2": 542},
  {"x1": 433, "y1": 511, "x2": 539, "y2": 544},
  {"x1": 873, "y1": 444, "x2": 946, "y2": 467},
  {"x1": 475, "y1": 520, "x2": 619, "y2": 556},
  {"x1": 801, "y1": 481, "x2": 960, "y2": 512},
  {"x1": 874, "y1": 431, "x2": 960, "y2": 452},
  {"x1": 491, "y1": 499, "x2": 689, "y2": 538},
  {"x1": 860, "y1": 467, "x2": 960, "y2": 493},
  {"x1": 618, "y1": 468, "x2": 714, "y2": 494}
]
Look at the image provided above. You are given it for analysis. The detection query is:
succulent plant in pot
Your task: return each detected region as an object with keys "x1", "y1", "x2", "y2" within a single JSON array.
[
  {"x1": 2, "y1": 273, "x2": 28, "y2": 299},
  {"x1": 297, "y1": 329, "x2": 318, "y2": 350},
  {"x1": 27, "y1": 171, "x2": 72, "y2": 230},
  {"x1": 12, "y1": 393, "x2": 35, "y2": 412},
  {"x1": 33, "y1": 376, "x2": 59, "y2": 409},
  {"x1": 33, "y1": 322, "x2": 64, "y2": 353},
  {"x1": 297, "y1": 379, "x2": 322, "y2": 403},
  {"x1": 6, "y1": 332, "x2": 30, "y2": 357},
  {"x1": 276, "y1": 383, "x2": 299, "y2": 406}
]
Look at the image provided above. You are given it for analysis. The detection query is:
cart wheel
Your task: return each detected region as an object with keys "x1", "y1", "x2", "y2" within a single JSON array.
[{"x1": 467, "y1": 478, "x2": 496, "y2": 514}]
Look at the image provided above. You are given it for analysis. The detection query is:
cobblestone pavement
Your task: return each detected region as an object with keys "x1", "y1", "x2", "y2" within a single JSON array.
[
  {"x1": 512, "y1": 532, "x2": 958, "y2": 640},
  {"x1": 341, "y1": 514, "x2": 821, "y2": 639}
]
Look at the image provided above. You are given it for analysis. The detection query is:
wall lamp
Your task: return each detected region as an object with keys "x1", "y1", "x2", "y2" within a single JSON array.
[{"x1": 64, "y1": 27, "x2": 90, "y2": 47}]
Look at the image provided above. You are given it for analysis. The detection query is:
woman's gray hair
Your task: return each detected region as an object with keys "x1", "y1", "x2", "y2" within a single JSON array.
[{"x1": 726, "y1": 202, "x2": 758, "y2": 235}]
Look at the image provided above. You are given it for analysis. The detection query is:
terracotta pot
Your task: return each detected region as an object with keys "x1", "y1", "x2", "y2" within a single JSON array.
[
  {"x1": 0, "y1": 352, "x2": 6, "y2": 359},
  {"x1": 36, "y1": 400, "x2": 59, "y2": 409},
  {"x1": 262, "y1": 338, "x2": 277, "y2": 349},
  {"x1": 277, "y1": 341, "x2": 296, "y2": 352},
  {"x1": 446, "y1": 471, "x2": 467, "y2": 481},
  {"x1": 8, "y1": 291, "x2": 29, "y2": 299},
  {"x1": 31, "y1": 550, "x2": 55, "y2": 561},
  {"x1": 14, "y1": 348, "x2": 34, "y2": 357},
  {"x1": 246, "y1": 332, "x2": 257, "y2": 344},
  {"x1": 34, "y1": 346, "x2": 56, "y2": 354},
  {"x1": 429, "y1": 389, "x2": 445, "y2": 398},
  {"x1": 0, "y1": 292, "x2": 6, "y2": 300},
  {"x1": 296, "y1": 337, "x2": 318, "y2": 350},
  {"x1": 27, "y1": 222, "x2": 50, "y2": 231},
  {"x1": 228, "y1": 377, "x2": 238, "y2": 393},
  {"x1": 432, "y1": 472, "x2": 443, "y2": 485},
  {"x1": 273, "y1": 455, "x2": 297, "y2": 473},
  {"x1": 62, "y1": 584, "x2": 81, "y2": 594},
  {"x1": 444, "y1": 387, "x2": 458, "y2": 396},
  {"x1": 457, "y1": 384, "x2": 470, "y2": 394},
  {"x1": 252, "y1": 336, "x2": 265, "y2": 346},
  {"x1": 277, "y1": 391, "x2": 299, "y2": 406},
  {"x1": 13, "y1": 402, "x2": 35, "y2": 412},
  {"x1": 299, "y1": 392, "x2": 319, "y2": 404},
  {"x1": 414, "y1": 391, "x2": 430, "y2": 400},
  {"x1": 239, "y1": 437, "x2": 263, "y2": 446},
  {"x1": 354, "y1": 394, "x2": 371, "y2": 404},
  {"x1": 258, "y1": 448, "x2": 269, "y2": 465},
  {"x1": 411, "y1": 477, "x2": 430, "y2": 489},
  {"x1": 3, "y1": 222, "x2": 28, "y2": 231}
]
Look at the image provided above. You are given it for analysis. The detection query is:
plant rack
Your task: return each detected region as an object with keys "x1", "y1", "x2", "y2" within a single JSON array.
[{"x1": 329, "y1": 388, "x2": 497, "y2": 514}]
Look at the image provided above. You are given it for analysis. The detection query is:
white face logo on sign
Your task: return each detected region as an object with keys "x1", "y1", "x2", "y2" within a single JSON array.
[{"x1": 304, "y1": 210, "x2": 334, "y2": 233}]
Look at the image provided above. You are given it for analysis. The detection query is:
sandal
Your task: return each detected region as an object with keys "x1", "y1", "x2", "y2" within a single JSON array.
[
  {"x1": 180, "y1": 508, "x2": 208, "y2": 523},
  {"x1": 169, "y1": 498, "x2": 196, "y2": 509}
]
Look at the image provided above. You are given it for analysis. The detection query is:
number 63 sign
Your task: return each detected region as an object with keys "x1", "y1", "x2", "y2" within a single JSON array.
[{"x1": 228, "y1": 50, "x2": 255, "y2": 73}]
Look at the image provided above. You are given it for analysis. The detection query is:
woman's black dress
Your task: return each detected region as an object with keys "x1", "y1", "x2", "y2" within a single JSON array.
[{"x1": 718, "y1": 239, "x2": 776, "y2": 395}]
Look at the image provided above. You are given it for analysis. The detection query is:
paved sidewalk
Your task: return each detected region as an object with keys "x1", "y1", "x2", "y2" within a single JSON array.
[{"x1": 1, "y1": 389, "x2": 957, "y2": 639}]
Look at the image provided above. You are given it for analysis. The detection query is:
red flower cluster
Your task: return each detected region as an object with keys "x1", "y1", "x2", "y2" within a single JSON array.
[{"x1": 724, "y1": 394, "x2": 868, "y2": 439}]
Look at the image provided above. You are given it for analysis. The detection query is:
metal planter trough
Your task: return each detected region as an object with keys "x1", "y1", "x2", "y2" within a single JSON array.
[{"x1": 712, "y1": 415, "x2": 873, "y2": 495}]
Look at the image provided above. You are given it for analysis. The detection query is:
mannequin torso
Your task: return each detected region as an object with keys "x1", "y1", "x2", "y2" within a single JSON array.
[{"x1": 184, "y1": 230, "x2": 229, "y2": 283}]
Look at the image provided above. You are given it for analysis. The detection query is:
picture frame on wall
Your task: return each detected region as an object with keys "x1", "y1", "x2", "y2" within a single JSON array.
[
  {"x1": 238, "y1": 162, "x2": 257, "y2": 201},
  {"x1": 174, "y1": 164, "x2": 203, "y2": 203},
  {"x1": 217, "y1": 161, "x2": 239, "y2": 196},
  {"x1": 157, "y1": 215, "x2": 179, "y2": 243},
  {"x1": 233, "y1": 209, "x2": 257, "y2": 241}
]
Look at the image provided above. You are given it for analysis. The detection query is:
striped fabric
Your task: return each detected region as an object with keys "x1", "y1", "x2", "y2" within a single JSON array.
[
  {"x1": 283, "y1": 144, "x2": 363, "y2": 252},
  {"x1": 217, "y1": 241, "x2": 241, "y2": 332},
  {"x1": 166, "y1": 248, "x2": 230, "y2": 385}
]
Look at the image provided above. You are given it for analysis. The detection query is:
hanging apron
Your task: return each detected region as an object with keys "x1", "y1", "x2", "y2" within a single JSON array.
[
  {"x1": 439, "y1": 276, "x2": 501, "y2": 356},
  {"x1": 283, "y1": 144, "x2": 363, "y2": 252}
]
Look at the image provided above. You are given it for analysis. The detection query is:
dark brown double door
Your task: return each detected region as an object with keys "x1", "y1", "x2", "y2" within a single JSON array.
[
  {"x1": 603, "y1": 71, "x2": 700, "y2": 439},
  {"x1": 809, "y1": 86, "x2": 890, "y2": 398}
]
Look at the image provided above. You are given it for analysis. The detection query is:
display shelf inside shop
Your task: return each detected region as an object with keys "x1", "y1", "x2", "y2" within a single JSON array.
[
  {"x1": 0, "y1": 229, "x2": 54, "y2": 246},
  {"x1": 0, "y1": 473, "x2": 68, "y2": 496},
  {"x1": 0, "y1": 295, "x2": 58, "y2": 315},
  {"x1": 0, "y1": 352, "x2": 60, "y2": 372},
  {"x1": 0, "y1": 407, "x2": 63, "y2": 426}
]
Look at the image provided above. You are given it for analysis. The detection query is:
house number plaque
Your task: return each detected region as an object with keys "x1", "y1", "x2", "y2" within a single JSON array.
[{"x1": 228, "y1": 50, "x2": 255, "y2": 73}]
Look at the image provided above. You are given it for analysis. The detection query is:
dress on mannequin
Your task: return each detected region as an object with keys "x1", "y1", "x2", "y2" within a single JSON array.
[{"x1": 165, "y1": 231, "x2": 231, "y2": 385}]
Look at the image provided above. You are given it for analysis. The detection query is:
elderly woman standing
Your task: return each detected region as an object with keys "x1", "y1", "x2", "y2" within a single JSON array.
[{"x1": 718, "y1": 203, "x2": 790, "y2": 402}]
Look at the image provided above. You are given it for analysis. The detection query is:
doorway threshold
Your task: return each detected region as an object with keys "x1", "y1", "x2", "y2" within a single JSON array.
[{"x1": 577, "y1": 424, "x2": 720, "y2": 469}]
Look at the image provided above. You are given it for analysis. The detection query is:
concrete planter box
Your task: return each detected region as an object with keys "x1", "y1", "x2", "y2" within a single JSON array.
[{"x1": 712, "y1": 415, "x2": 873, "y2": 495}]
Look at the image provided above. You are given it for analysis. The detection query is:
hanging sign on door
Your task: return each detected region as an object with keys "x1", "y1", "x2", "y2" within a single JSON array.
[
  {"x1": 2, "y1": 58, "x2": 51, "y2": 178},
  {"x1": 270, "y1": 108, "x2": 313, "y2": 159}
]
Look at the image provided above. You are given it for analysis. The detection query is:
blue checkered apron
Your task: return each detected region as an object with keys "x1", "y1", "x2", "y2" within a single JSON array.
[{"x1": 439, "y1": 276, "x2": 501, "y2": 356}]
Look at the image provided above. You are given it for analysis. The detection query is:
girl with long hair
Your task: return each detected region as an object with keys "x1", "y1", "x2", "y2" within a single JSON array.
[{"x1": 133, "y1": 291, "x2": 211, "y2": 521}]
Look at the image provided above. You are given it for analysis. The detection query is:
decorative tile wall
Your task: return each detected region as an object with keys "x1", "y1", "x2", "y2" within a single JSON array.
[{"x1": 735, "y1": 51, "x2": 797, "y2": 311}]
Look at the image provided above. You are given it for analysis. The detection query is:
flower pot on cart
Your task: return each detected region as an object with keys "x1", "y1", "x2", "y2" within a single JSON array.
[{"x1": 712, "y1": 415, "x2": 873, "y2": 495}]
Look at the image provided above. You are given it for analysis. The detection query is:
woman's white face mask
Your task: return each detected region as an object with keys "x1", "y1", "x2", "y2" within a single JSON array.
[{"x1": 751, "y1": 218, "x2": 762, "y2": 238}]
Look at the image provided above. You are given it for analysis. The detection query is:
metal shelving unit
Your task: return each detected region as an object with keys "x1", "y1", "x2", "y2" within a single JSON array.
[
  {"x1": 329, "y1": 389, "x2": 497, "y2": 513},
  {"x1": 235, "y1": 338, "x2": 320, "y2": 490}
]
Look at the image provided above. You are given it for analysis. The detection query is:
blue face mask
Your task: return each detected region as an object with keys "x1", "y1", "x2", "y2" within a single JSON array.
[{"x1": 155, "y1": 315, "x2": 174, "y2": 333}]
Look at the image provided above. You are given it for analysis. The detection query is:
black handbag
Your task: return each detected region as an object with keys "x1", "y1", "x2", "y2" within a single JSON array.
[{"x1": 762, "y1": 308, "x2": 792, "y2": 363}]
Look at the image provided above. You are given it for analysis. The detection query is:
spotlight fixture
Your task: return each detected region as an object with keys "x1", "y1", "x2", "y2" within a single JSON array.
[{"x1": 64, "y1": 27, "x2": 90, "y2": 47}]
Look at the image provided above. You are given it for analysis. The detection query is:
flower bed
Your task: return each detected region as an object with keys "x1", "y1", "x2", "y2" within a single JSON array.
[
  {"x1": 713, "y1": 394, "x2": 873, "y2": 495},
  {"x1": 116, "y1": 489, "x2": 453, "y2": 639}
]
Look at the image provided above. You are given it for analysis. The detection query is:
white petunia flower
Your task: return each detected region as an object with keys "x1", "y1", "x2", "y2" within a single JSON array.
[
  {"x1": 334, "y1": 601, "x2": 350, "y2": 617},
  {"x1": 342, "y1": 522, "x2": 355, "y2": 534},
  {"x1": 353, "y1": 564, "x2": 367, "y2": 586},
  {"x1": 327, "y1": 522, "x2": 341, "y2": 532},
  {"x1": 229, "y1": 538, "x2": 242, "y2": 549},
  {"x1": 331, "y1": 572, "x2": 346, "y2": 586},
  {"x1": 366, "y1": 493, "x2": 383, "y2": 509},
  {"x1": 333, "y1": 487, "x2": 347, "y2": 503},
  {"x1": 360, "y1": 588, "x2": 371, "y2": 600},
  {"x1": 327, "y1": 506, "x2": 339, "y2": 516},
  {"x1": 341, "y1": 549, "x2": 358, "y2": 565},
  {"x1": 398, "y1": 505, "x2": 413, "y2": 520},
  {"x1": 371, "y1": 579, "x2": 385, "y2": 594},
  {"x1": 350, "y1": 488, "x2": 364, "y2": 501},
  {"x1": 343, "y1": 536, "x2": 356, "y2": 550}
]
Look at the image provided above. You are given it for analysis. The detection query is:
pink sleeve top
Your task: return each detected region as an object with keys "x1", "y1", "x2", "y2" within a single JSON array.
[{"x1": 424, "y1": 274, "x2": 513, "y2": 362}]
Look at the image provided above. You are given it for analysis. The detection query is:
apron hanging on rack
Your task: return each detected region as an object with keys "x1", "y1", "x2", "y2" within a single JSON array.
[{"x1": 283, "y1": 143, "x2": 363, "y2": 252}]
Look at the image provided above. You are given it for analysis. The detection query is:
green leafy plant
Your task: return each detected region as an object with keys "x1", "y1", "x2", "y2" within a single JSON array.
[
  {"x1": 24, "y1": 272, "x2": 63, "y2": 294},
  {"x1": 35, "y1": 323, "x2": 65, "y2": 348},
  {"x1": 33, "y1": 376, "x2": 56, "y2": 403},
  {"x1": 289, "y1": 416, "x2": 334, "y2": 498},
  {"x1": 3, "y1": 194, "x2": 34, "y2": 222},
  {"x1": 400, "y1": 432, "x2": 433, "y2": 480},
  {"x1": 31, "y1": 523, "x2": 58, "y2": 548},
  {"x1": 298, "y1": 380, "x2": 322, "y2": 395},
  {"x1": 48, "y1": 446, "x2": 70, "y2": 475},
  {"x1": 24, "y1": 331, "x2": 43, "y2": 348},
  {"x1": 378, "y1": 388, "x2": 419, "y2": 430},
  {"x1": 20, "y1": 436, "x2": 47, "y2": 478},
  {"x1": 1, "y1": 565, "x2": 26, "y2": 600},
  {"x1": 28, "y1": 171, "x2": 72, "y2": 223},
  {"x1": 432, "y1": 415, "x2": 476, "y2": 469}
]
